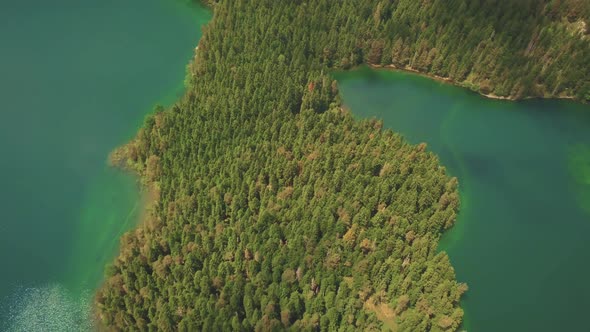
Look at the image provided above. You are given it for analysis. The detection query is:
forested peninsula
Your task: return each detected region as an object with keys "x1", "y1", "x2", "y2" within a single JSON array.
[{"x1": 97, "y1": 1, "x2": 589, "y2": 331}]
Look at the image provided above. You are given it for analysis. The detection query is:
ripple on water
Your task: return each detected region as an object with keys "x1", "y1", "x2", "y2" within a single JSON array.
[{"x1": 4, "y1": 285, "x2": 93, "y2": 332}]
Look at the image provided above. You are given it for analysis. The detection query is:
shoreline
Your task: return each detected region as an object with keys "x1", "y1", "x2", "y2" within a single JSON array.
[
  {"x1": 92, "y1": 172, "x2": 157, "y2": 330},
  {"x1": 366, "y1": 63, "x2": 580, "y2": 103},
  {"x1": 93, "y1": 6, "x2": 212, "y2": 321}
]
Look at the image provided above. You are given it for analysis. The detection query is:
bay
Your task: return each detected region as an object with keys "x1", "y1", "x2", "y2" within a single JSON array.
[{"x1": 335, "y1": 66, "x2": 590, "y2": 332}]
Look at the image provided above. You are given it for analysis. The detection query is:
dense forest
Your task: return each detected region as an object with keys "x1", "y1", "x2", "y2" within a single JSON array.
[
  {"x1": 347, "y1": 0, "x2": 590, "y2": 100},
  {"x1": 97, "y1": 1, "x2": 589, "y2": 331},
  {"x1": 197, "y1": 0, "x2": 590, "y2": 101}
]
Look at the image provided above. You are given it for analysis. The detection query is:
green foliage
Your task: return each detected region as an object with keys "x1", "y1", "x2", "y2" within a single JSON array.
[
  {"x1": 332, "y1": 0, "x2": 589, "y2": 99},
  {"x1": 97, "y1": 0, "x2": 587, "y2": 331}
]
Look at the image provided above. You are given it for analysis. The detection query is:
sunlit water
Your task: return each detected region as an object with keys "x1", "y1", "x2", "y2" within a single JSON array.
[{"x1": 4, "y1": 285, "x2": 93, "y2": 331}]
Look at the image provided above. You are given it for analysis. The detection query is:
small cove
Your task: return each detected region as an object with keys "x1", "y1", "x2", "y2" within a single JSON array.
[{"x1": 335, "y1": 66, "x2": 590, "y2": 332}]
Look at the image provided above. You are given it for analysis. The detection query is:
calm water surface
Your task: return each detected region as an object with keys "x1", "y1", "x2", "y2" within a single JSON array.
[
  {"x1": 0, "y1": 1, "x2": 210, "y2": 329},
  {"x1": 336, "y1": 67, "x2": 590, "y2": 332}
]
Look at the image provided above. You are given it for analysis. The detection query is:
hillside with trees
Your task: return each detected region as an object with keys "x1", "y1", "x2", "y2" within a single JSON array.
[
  {"x1": 200, "y1": 0, "x2": 590, "y2": 101},
  {"x1": 350, "y1": 0, "x2": 590, "y2": 100},
  {"x1": 97, "y1": 0, "x2": 589, "y2": 331}
]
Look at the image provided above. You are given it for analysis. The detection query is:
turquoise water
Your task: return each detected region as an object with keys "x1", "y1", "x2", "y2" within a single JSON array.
[
  {"x1": 335, "y1": 67, "x2": 590, "y2": 332},
  {"x1": 0, "y1": 1, "x2": 210, "y2": 329}
]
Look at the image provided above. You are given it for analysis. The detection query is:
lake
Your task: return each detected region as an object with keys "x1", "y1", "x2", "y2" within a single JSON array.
[
  {"x1": 0, "y1": 0, "x2": 210, "y2": 330},
  {"x1": 335, "y1": 66, "x2": 590, "y2": 332}
]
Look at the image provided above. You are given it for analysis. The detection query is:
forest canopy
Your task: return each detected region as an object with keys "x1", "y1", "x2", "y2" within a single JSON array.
[
  {"x1": 97, "y1": 1, "x2": 588, "y2": 331},
  {"x1": 202, "y1": 0, "x2": 590, "y2": 101}
]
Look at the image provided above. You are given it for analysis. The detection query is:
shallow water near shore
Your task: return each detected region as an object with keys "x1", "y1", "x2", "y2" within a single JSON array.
[
  {"x1": 335, "y1": 66, "x2": 590, "y2": 332},
  {"x1": 0, "y1": 0, "x2": 210, "y2": 329}
]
